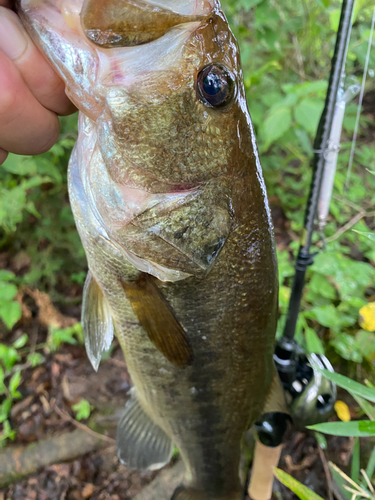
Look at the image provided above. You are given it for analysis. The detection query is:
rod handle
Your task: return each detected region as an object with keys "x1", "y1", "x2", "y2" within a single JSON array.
[{"x1": 248, "y1": 440, "x2": 282, "y2": 500}]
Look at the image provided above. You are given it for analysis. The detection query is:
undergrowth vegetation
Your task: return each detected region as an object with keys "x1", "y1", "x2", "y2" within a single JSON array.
[
  {"x1": 224, "y1": 0, "x2": 375, "y2": 373},
  {"x1": 0, "y1": 0, "x2": 374, "y2": 490}
]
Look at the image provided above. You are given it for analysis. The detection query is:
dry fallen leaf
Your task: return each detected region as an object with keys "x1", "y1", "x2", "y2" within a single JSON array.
[
  {"x1": 82, "y1": 483, "x2": 96, "y2": 499},
  {"x1": 20, "y1": 287, "x2": 76, "y2": 328}
]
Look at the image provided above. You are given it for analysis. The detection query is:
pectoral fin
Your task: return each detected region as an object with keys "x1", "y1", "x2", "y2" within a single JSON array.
[
  {"x1": 122, "y1": 275, "x2": 193, "y2": 368},
  {"x1": 82, "y1": 271, "x2": 114, "y2": 371},
  {"x1": 117, "y1": 389, "x2": 173, "y2": 470}
]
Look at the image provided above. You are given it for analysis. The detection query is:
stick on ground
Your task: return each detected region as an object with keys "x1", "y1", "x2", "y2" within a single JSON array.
[{"x1": 0, "y1": 428, "x2": 109, "y2": 488}]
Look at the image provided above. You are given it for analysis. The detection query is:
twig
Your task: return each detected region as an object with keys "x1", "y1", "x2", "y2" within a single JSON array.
[
  {"x1": 0, "y1": 428, "x2": 108, "y2": 488},
  {"x1": 324, "y1": 211, "x2": 375, "y2": 244},
  {"x1": 54, "y1": 405, "x2": 115, "y2": 444},
  {"x1": 292, "y1": 35, "x2": 306, "y2": 80},
  {"x1": 317, "y1": 445, "x2": 334, "y2": 500},
  {"x1": 332, "y1": 195, "x2": 370, "y2": 213}
]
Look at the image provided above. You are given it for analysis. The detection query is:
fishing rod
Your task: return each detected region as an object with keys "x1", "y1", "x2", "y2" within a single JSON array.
[{"x1": 273, "y1": 0, "x2": 356, "y2": 427}]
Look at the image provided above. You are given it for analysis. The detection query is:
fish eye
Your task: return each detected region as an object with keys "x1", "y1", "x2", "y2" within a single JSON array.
[{"x1": 197, "y1": 64, "x2": 235, "y2": 108}]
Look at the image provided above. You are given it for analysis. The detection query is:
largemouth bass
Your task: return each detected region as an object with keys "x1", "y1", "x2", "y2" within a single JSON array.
[{"x1": 17, "y1": 1, "x2": 283, "y2": 498}]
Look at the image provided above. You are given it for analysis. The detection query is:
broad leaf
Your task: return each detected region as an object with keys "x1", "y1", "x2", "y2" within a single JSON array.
[
  {"x1": 308, "y1": 421, "x2": 375, "y2": 437},
  {"x1": 319, "y1": 370, "x2": 375, "y2": 403},
  {"x1": 294, "y1": 98, "x2": 324, "y2": 135},
  {"x1": 353, "y1": 230, "x2": 375, "y2": 242},
  {"x1": 261, "y1": 106, "x2": 292, "y2": 150},
  {"x1": 358, "y1": 421, "x2": 375, "y2": 433},
  {"x1": 0, "y1": 302, "x2": 22, "y2": 331}
]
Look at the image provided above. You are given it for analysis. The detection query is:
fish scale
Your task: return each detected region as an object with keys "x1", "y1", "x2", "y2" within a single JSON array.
[{"x1": 17, "y1": 1, "x2": 283, "y2": 498}]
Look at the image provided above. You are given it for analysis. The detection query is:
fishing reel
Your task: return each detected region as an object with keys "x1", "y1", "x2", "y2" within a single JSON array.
[{"x1": 274, "y1": 337, "x2": 337, "y2": 430}]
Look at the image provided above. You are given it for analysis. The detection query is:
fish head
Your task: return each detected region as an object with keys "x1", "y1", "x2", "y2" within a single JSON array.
[
  {"x1": 93, "y1": 2, "x2": 252, "y2": 190},
  {"x1": 86, "y1": 2, "x2": 259, "y2": 278},
  {"x1": 17, "y1": 0, "x2": 266, "y2": 280}
]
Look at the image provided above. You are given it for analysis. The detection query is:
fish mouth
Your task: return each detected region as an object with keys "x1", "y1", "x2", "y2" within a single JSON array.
[{"x1": 80, "y1": 0, "x2": 216, "y2": 48}]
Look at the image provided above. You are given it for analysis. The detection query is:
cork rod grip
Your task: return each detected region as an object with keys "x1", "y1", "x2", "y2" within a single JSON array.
[{"x1": 248, "y1": 440, "x2": 283, "y2": 500}]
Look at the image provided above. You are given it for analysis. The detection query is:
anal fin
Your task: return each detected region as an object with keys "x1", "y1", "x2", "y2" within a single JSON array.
[
  {"x1": 122, "y1": 274, "x2": 193, "y2": 368},
  {"x1": 82, "y1": 271, "x2": 114, "y2": 371},
  {"x1": 117, "y1": 390, "x2": 173, "y2": 471}
]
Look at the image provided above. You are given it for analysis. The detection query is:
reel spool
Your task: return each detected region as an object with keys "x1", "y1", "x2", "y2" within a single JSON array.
[{"x1": 274, "y1": 337, "x2": 337, "y2": 430}]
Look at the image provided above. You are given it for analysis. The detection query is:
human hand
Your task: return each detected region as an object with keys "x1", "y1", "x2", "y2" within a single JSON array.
[{"x1": 0, "y1": 1, "x2": 76, "y2": 165}]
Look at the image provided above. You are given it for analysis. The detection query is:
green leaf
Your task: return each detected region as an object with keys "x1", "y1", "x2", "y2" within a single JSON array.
[
  {"x1": 0, "y1": 283, "x2": 17, "y2": 302},
  {"x1": 0, "y1": 301, "x2": 22, "y2": 330},
  {"x1": 365, "y1": 446, "x2": 375, "y2": 481},
  {"x1": 9, "y1": 371, "x2": 22, "y2": 399},
  {"x1": 49, "y1": 324, "x2": 82, "y2": 350},
  {"x1": 282, "y1": 80, "x2": 328, "y2": 97},
  {"x1": 27, "y1": 352, "x2": 45, "y2": 368},
  {"x1": 353, "y1": 230, "x2": 375, "y2": 242},
  {"x1": 305, "y1": 328, "x2": 325, "y2": 355},
  {"x1": 329, "y1": 463, "x2": 352, "y2": 500},
  {"x1": 0, "y1": 271, "x2": 15, "y2": 282},
  {"x1": 72, "y1": 399, "x2": 93, "y2": 421},
  {"x1": 307, "y1": 274, "x2": 336, "y2": 300},
  {"x1": 308, "y1": 421, "x2": 375, "y2": 437},
  {"x1": 0, "y1": 398, "x2": 12, "y2": 424},
  {"x1": 355, "y1": 330, "x2": 375, "y2": 362},
  {"x1": 330, "y1": 334, "x2": 363, "y2": 363},
  {"x1": 238, "y1": 0, "x2": 263, "y2": 10},
  {"x1": 310, "y1": 304, "x2": 341, "y2": 329},
  {"x1": 319, "y1": 370, "x2": 375, "y2": 403},
  {"x1": 261, "y1": 106, "x2": 292, "y2": 150},
  {"x1": 0, "y1": 345, "x2": 19, "y2": 372},
  {"x1": 352, "y1": 394, "x2": 375, "y2": 421},
  {"x1": 314, "y1": 432, "x2": 327, "y2": 450},
  {"x1": 329, "y1": 9, "x2": 340, "y2": 31},
  {"x1": 358, "y1": 421, "x2": 375, "y2": 433},
  {"x1": 12, "y1": 333, "x2": 28, "y2": 349},
  {"x1": 351, "y1": 437, "x2": 360, "y2": 483},
  {"x1": 0, "y1": 367, "x2": 5, "y2": 395},
  {"x1": 1, "y1": 155, "x2": 37, "y2": 176},
  {"x1": 70, "y1": 272, "x2": 86, "y2": 285},
  {"x1": 0, "y1": 420, "x2": 16, "y2": 446},
  {"x1": 294, "y1": 98, "x2": 324, "y2": 135},
  {"x1": 274, "y1": 468, "x2": 323, "y2": 499}
]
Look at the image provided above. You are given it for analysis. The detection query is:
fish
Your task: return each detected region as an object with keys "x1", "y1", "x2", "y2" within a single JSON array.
[{"x1": 17, "y1": 1, "x2": 283, "y2": 498}]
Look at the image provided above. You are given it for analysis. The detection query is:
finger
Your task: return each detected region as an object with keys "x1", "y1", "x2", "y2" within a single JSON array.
[
  {"x1": 0, "y1": 7, "x2": 75, "y2": 116},
  {"x1": 0, "y1": 51, "x2": 60, "y2": 155},
  {"x1": 0, "y1": 147, "x2": 8, "y2": 165}
]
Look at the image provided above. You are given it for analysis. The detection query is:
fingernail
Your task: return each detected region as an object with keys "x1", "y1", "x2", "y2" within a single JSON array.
[{"x1": 0, "y1": 7, "x2": 28, "y2": 60}]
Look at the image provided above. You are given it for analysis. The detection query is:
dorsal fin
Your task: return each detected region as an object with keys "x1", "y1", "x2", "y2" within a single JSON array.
[
  {"x1": 82, "y1": 271, "x2": 114, "y2": 371},
  {"x1": 80, "y1": 0, "x2": 203, "y2": 47},
  {"x1": 122, "y1": 274, "x2": 193, "y2": 368}
]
